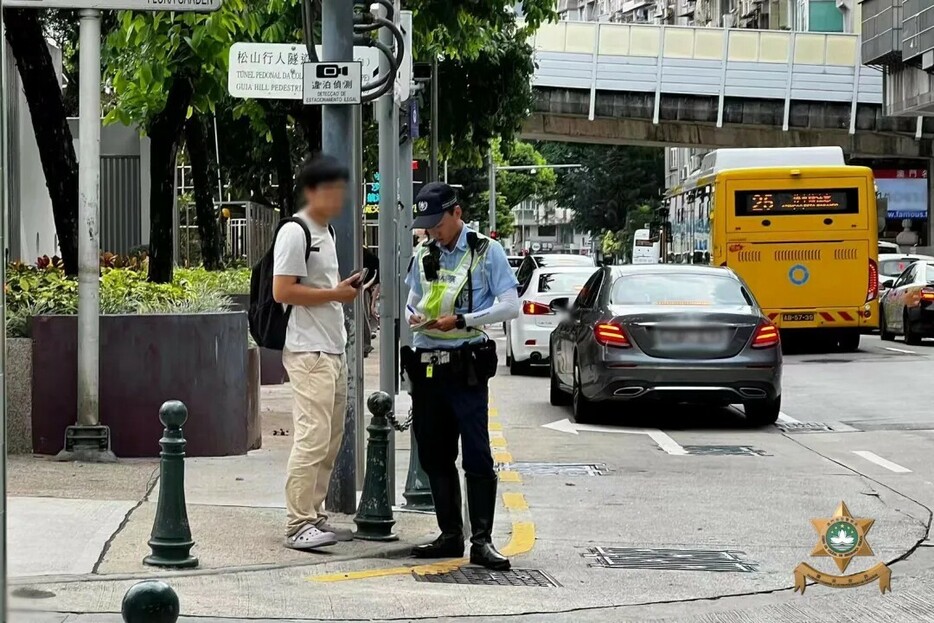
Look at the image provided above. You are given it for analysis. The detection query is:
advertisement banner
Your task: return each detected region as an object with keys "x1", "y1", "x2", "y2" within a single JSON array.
[{"x1": 874, "y1": 169, "x2": 929, "y2": 220}]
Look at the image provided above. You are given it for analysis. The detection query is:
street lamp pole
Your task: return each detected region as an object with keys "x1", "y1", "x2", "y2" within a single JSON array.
[{"x1": 487, "y1": 163, "x2": 582, "y2": 239}]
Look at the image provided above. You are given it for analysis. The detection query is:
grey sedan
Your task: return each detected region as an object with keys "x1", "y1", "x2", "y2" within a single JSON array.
[{"x1": 549, "y1": 265, "x2": 783, "y2": 426}]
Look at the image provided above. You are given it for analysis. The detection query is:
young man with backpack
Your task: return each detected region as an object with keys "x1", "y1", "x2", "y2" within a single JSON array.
[{"x1": 269, "y1": 156, "x2": 361, "y2": 550}]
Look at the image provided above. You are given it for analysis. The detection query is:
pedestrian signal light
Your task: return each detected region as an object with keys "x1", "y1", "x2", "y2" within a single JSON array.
[{"x1": 490, "y1": 231, "x2": 498, "y2": 239}]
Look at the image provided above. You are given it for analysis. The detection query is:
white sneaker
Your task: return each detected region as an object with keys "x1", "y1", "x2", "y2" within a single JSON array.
[{"x1": 286, "y1": 524, "x2": 338, "y2": 550}]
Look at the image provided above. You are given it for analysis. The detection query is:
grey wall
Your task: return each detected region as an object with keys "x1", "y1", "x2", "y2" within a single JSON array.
[{"x1": 67, "y1": 119, "x2": 151, "y2": 254}]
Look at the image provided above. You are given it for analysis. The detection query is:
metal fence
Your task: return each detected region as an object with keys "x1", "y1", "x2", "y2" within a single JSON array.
[{"x1": 222, "y1": 202, "x2": 279, "y2": 265}]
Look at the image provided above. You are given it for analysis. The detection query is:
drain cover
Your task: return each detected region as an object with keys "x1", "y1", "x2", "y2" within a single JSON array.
[
  {"x1": 584, "y1": 547, "x2": 758, "y2": 573},
  {"x1": 503, "y1": 462, "x2": 607, "y2": 476},
  {"x1": 683, "y1": 445, "x2": 769, "y2": 456},
  {"x1": 776, "y1": 421, "x2": 834, "y2": 433},
  {"x1": 415, "y1": 568, "x2": 559, "y2": 587},
  {"x1": 11, "y1": 587, "x2": 56, "y2": 599}
]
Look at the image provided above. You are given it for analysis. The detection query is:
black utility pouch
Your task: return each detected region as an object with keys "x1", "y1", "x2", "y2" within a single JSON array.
[{"x1": 473, "y1": 340, "x2": 499, "y2": 381}]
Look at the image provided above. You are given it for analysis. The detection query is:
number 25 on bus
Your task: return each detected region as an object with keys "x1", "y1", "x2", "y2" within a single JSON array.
[{"x1": 664, "y1": 147, "x2": 879, "y2": 352}]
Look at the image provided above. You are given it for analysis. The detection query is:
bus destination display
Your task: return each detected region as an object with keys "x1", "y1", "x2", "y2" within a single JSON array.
[{"x1": 735, "y1": 188, "x2": 859, "y2": 216}]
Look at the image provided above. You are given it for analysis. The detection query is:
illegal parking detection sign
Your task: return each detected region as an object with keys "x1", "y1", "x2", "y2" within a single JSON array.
[
  {"x1": 228, "y1": 42, "x2": 379, "y2": 100},
  {"x1": 303, "y1": 62, "x2": 362, "y2": 105},
  {"x1": 4, "y1": 0, "x2": 221, "y2": 10}
]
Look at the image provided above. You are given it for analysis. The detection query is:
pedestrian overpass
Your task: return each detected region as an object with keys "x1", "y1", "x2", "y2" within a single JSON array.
[{"x1": 523, "y1": 21, "x2": 934, "y2": 157}]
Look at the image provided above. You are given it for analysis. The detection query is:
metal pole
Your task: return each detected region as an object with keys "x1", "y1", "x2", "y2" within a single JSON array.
[
  {"x1": 322, "y1": 0, "x2": 358, "y2": 514},
  {"x1": 488, "y1": 153, "x2": 496, "y2": 235},
  {"x1": 77, "y1": 10, "x2": 101, "y2": 429},
  {"x1": 444, "y1": 159, "x2": 448, "y2": 184},
  {"x1": 212, "y1": 114, "x2": 223, "y2": 202},
  {"x1": 353, "y1": 105, "x2": 366, "y2": 493},
  {"x1": 430, "y1": 56, "x2": 439, "y2": 183},
  {"x1": 0, "y1": 29, "x2": 8, "y2": 621},
  {"x1": 377, "y1": 11, "x2": 398, "y2": 504}
]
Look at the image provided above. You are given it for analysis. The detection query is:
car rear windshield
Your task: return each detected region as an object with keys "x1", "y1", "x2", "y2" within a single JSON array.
[
  {"x1": 880, "y1": 259, "x2": 916, "y2": 277},
  {"x1": 609, "y1": 273, "x2": 753, "y2": 306},
  {"x1": 538, "y1": 272, "x2": 591, "y2": 294}
]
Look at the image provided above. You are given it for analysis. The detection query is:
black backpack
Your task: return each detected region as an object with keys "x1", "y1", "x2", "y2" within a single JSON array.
[{"x1": 248, "y1": 217, "x2": 313, "y2": 350}]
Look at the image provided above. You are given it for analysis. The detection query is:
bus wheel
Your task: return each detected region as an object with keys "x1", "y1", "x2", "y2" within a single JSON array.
[{"x1": 838, "y1": 330, "x2": 860, "y2": 352}]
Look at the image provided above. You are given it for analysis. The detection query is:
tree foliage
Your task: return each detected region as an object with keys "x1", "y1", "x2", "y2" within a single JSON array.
[{"x1": 538, "y1": 143, "x2": 665, "y2": 236}]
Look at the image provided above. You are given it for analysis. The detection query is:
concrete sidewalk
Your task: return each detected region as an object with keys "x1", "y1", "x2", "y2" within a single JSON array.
[{"x1": 7, "y1": 336, "x2": 443, "y2": 619}]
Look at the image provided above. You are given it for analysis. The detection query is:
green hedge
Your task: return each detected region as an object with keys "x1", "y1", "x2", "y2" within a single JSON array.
[{"x1": 5, "y1": 263, "x2": 251, "y2": 338}]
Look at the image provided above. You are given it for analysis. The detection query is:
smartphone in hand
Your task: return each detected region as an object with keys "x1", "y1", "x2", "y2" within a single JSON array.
[{"x1": 352, "y1": 268, "x2": 370, "y2": 288}]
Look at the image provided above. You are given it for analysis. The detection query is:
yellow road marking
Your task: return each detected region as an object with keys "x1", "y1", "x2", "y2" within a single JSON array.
[
  {"x1": 308, "y1": 520, "x2": 536, "y2": 583},
  {"x1": 498, "y1": 470, "x2": 522, "y2": 483},
  {"x1": 502, "y1": 492, "x2": 528, "y2": 511},
  {"x1": 307, "y1": 397, "x2": 536, "y2": 585},
  {"x1": 493, "y1": 451, "x2": 513, "y2": 464}
]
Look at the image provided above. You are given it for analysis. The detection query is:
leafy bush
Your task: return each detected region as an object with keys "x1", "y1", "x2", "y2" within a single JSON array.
[{"x1": 4, "y1": 259, "x2": 246, "y2": 338}]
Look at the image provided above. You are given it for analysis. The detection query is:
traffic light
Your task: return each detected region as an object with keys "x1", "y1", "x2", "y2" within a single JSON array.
[{"x1": 490, "y1": 231, "x2": 498, "y2": 240}]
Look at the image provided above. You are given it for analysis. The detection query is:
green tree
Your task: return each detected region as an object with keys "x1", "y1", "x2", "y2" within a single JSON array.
[
  {"x1": 105, "y1": 1, "x2": 257, "y2": 281},
  {"x1": 538, "y1": 143, "x2": 664, "y2": 237}
]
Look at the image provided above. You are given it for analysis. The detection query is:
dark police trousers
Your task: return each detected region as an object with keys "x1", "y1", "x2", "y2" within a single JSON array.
[{"x1": 402, "y1": 341, "x2": 509, "y2": 569}]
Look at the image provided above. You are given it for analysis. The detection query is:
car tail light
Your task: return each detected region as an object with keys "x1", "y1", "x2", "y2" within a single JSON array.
[
  {"x1": 523, "y1": 301, "x2": 553, "y2": 315},
  {"x1": 594, "y1": 322, "x2": 631, "y2": 348},
  {"x1": 921, "y1": 288, "x2": 934, "y2": 302},
  {"x1": 867, "y1": 259, "x2": 879, "y2": 302},
  {"x1": 751, "y1": 322, "x2": 780, "y2": 349}
]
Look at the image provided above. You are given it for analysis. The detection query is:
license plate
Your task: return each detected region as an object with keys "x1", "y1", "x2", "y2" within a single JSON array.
[
  {"x1": 782, "y1": 313, "x2": 814, "y2": 322},
  {"x1": 655, "y1": 330, "x2": 728, "y2": 346}
]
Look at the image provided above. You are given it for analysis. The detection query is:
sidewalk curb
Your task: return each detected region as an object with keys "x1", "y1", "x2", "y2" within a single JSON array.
[{"x1": 9, "y1": 540, "x2": 417, "y2": 587}]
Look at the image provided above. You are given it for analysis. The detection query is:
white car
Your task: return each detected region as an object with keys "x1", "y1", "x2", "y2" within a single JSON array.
[
  {"x1": 505, "y1": 265, "x2": 598, "y2": 375},
  {"x1": 878, "y1": 253, "x2": 934, "y2": 298}
]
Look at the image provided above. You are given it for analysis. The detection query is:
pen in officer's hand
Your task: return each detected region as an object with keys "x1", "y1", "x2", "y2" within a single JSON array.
[{"x1": 406, "y1": 304, "x2": 417, "y2": 319}]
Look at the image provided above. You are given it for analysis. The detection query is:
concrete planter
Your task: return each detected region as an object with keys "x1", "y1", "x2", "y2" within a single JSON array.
[
  {"x1": 31, "y1": 312, "x2": 250, "y2": 458},
  {"x1": 229, "y1": 293, "x2": 289, "y2": 385},
  {"x1": 6, "y1": 338, "x2": 33, "y2": 454}
]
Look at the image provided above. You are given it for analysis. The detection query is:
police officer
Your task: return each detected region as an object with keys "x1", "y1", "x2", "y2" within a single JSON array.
[{"x1": 402, "y1": 182, "x2": 520, "y2": 570}]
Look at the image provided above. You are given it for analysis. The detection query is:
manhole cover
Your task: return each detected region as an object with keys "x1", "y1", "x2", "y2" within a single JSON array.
[
  {"x1": 584, "y1": 547, "x2": 758, "y2": 573},
  {"x1": 776, "y1": 421, "x2": 835, "y2": 433},
  {"x1": 683, "y1": 445, "x2": 769, "y2": 456},
  {"x1": 502, "y1": 462, "x2": 607, "y2": 476},
  {"x1": 415, "y1": 568, "x2": 560, "y2": 587}
]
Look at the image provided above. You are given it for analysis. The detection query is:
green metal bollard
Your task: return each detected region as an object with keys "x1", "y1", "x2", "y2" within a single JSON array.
[
  {"x1": 121, "y1": 580, "x2": 180, "y2": 623},
  {"x1": 353, "y1": 391, "x2": 399, "y2": 541},
  {"x1": 402, "y1": 432, "x2": 434, "y2": 511},
  {"x1": 143, "y1": 401, "x2": 198, "y2": 569}
]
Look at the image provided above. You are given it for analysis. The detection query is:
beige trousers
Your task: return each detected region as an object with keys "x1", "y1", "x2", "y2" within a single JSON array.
[{"x1": 282, "y1": 350, "x2": 347, "y2": 536}]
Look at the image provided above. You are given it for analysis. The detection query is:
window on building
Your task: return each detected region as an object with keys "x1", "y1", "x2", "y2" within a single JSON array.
[
  {"x1": 807, "y1": 0, "x2": 843, "y2": 32},
  {"x1": 538, "y1": 225, "x2": 557, "y2": 237}
]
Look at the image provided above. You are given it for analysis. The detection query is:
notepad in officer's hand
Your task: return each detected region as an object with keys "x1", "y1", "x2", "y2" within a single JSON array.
[{"x1": 410, "y1": 319, "x2": 434, "y2": 332}]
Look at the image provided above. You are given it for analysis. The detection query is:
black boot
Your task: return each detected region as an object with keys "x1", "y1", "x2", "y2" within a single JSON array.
[
  {"x1": 413, "y1": 473, "x2": 464, "y2": 559},
  {"x1": 465, "y1": 474, "x2": 511, "y2": 570}
]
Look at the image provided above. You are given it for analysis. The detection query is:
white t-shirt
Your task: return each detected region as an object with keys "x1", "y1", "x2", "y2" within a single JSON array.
[{"x1": 272, "y1": 212, "x2": 347, "y2": 355}]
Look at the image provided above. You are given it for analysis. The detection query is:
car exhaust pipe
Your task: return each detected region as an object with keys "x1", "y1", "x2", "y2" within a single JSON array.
[
  {"x1": 530, "y1": 352, "x2": 542, "y2": 362},
  {"x1": 614, "y1": 386, "x2": 646, "y2": 397},
  {"x1": 739, "y1": 387, "x2": 767, "y2": 398}
]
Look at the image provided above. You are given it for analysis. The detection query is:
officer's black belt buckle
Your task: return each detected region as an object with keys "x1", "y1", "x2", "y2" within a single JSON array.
[{"x1": 419, "y1": 351, "x2": 451, "y2": 365}]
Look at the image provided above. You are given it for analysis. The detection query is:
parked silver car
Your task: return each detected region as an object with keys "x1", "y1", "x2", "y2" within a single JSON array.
[{"x1": 549, "y1": 264, "x2": 783, "y2": 426}]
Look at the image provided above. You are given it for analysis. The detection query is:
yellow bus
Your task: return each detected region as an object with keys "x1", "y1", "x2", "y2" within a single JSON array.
[{"x1": 664, "y1": 147, "x2": 879, "y2": 352}]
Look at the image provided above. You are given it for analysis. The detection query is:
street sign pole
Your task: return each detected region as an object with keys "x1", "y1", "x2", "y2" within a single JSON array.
[
  {"x1": 59, "y1": 8, "x2": 116, "y2": 461},
  {"x1": 377, "y1": 6, "x2": 399, "y2": 505},
  {"x1": 321, "y1": 0, "x2": 359, "y2": 515},
  {"x1": 488, "y1": 152, "x2": 497, "y2": 236}
]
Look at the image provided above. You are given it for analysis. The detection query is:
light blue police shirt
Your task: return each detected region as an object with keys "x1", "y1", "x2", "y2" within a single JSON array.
[{"x1": 404, "y1": 226, "x2": 519, "y2": 350}]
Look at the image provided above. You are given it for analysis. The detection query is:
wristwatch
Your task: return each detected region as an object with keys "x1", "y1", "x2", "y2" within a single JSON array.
[{"x1": 455, "y1": 314, "x2": 467, "y2": 330}]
